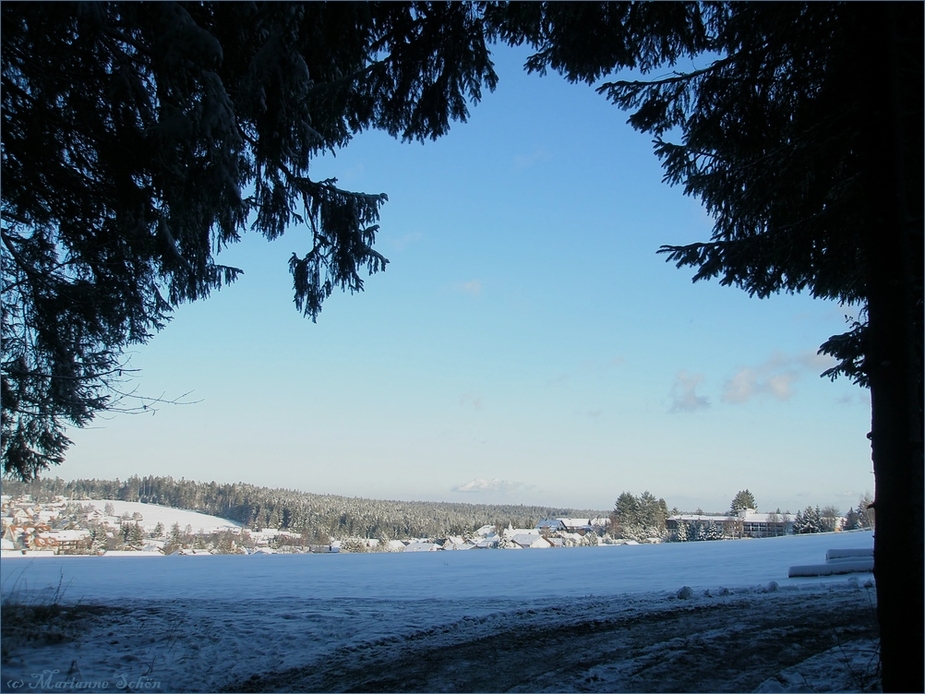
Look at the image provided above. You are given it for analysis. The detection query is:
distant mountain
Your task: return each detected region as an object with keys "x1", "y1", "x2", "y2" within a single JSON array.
[{"x1": 1, "y1": 476, "x2": 605, "y2": 541}]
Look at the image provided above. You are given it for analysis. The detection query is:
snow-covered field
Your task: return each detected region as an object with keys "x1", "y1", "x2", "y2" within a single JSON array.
[
  {"x1": 1, "y1": 530, "x2": 878, "y2": 692},
  {"x1": 72, "y1": 499, "x2": 242, "y2": 534}
]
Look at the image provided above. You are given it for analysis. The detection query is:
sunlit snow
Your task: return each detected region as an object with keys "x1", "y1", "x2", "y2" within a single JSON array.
[{"x1": 1, "y1": 530, "x2": 877, "y2": 692}]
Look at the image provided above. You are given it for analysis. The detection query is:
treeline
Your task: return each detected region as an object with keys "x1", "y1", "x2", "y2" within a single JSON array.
[
  {"x1": 609, "y1": 491, "x2": 671, "y2": 542},
  {"x1": 0, "y1": 476, "x2": 603, "y2": 540},
  {"x1": 608, "y1": 490, "x2": 875, "y2": 542}
]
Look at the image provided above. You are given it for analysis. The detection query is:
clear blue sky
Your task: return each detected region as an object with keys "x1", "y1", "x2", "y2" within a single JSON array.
[{"x1": 64, "y1": 44, "x2": 872, "y2": 514}]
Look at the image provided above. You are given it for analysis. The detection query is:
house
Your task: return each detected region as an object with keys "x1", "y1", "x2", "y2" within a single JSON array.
[
  {"x1": 510, "y1": 533, "x2": 553, "y2": 549},
  {"x1": 41, "y1": 529, "x2": 91, "y2": 553},
  {"x1": 667, "y1": 513, "x2": 739, "y2": 539},
  {"x1": 403, "y1": 541, "x2": 439, "y2": 552},
  {"x1": 737, "y1": 508, "x2": 794, "y2": 538},
  {"x1": 667, "y1": 509, "x2": 794, "y2": 539},
  {"x1": 536, "y1": 519, "x2": 566, "y2": 533},
  {"x1": 557, "y1": 518, "x2": 594, "y2": 535}
]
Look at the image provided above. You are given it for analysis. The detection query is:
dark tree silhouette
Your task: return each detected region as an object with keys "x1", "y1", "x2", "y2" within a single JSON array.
[
  {"x1": 1, "y1": 2, "x2": 497, "y2": 478},
  {"x1": 489, "y1": 3, "x2": 922, "y2": 690}
]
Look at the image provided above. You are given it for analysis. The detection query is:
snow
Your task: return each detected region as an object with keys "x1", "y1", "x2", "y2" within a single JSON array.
[
  {"x1": 0, "y1": 530, "x2": 877, "y2": 692},
  {"x1": 69, "y1": 499, "x2": 241, "y2": 534}
]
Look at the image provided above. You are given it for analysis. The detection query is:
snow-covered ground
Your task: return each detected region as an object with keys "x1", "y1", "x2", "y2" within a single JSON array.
[
  {"x1": 72, "y1": 499, "x2": 242, "y2": 534},
  {"x1": 1, "y1": 530, "x2": 878, "y2": 692}
]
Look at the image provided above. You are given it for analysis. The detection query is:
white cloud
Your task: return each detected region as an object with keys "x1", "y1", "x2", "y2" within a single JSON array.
[
  {"x1": 766, "y1": 372, "x2": 798, "y2": 399},
  {"x1": 723, "y1": 367, "x2": 759, "y2": 403},
  {"x1": 722, "y1": 351, "x2": 834, "y2": 404},
  {"x1": 795, "y1": 350, "x2": 838, "y2": 372},
  {"x1": 452, "y1": 478, "x2": 527, "y2": 494},
  {"x1": 670, "y1": 371, "x2": 709, "y2": 413}
]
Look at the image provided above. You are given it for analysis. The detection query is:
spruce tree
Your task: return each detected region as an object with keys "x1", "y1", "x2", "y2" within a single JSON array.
[
  {"x1": 128, "y1": 522, "x2": 145, "y2": 549},
  {"x1": 489, "y1": 5, "x2": 922, "y2": 687},
  {"x1": 729, "y1": 490, "x2": 757, "y2": 513},
  {"x1": 2, "y1": 2, "x2": 498, "y2": 477}
]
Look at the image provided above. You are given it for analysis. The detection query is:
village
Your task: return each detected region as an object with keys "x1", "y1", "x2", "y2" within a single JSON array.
[
  {"x1": 0, "y1": 494, "x2": 613, "y2": 555},
  {"x1": 0, "y1": 493, "x2": 857, "y2": 558}
]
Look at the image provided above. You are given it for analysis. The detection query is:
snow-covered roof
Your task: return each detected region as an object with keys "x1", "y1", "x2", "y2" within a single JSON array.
[
  {"x1": 740, "y1": 510, "x2": 795, "y2": 523},
  {"x1": 557, "y1": 518, "x2": 592, "y2": 528},
  {"x1": 670, "y1": 514, "x2": 737, "y2": 522},
  {"x1": 43, "y1": 530, "x2": 91, "y2": 542},
  {"x1": 537, "y1": 519, "x2": 566, "y2": 529},
  {"x1": 403, "y1": 542, "x2": 438, "y2": 552}
]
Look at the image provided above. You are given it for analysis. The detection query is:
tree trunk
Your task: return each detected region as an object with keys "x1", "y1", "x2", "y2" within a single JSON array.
[{"x1": 861, "y1": 4, "x2": 924, "y2": 692}]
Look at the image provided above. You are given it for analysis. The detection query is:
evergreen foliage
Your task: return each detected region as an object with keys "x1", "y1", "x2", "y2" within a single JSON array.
[
  {"x1": 1, "y1": 2, "x2": 498, "y2": 478},
  {"x1": 489, "y1": 5, "x2": 922, "y2": 688},
  {"x1": 1, "y1": 475, "x2": 603, "y2": 542},
  {"x1": 729, "y1": 489, "x2": 756, "y2": 513},
  {"x1": 792, "y1": 506, "x2": 823, "y2": 534},
  {"x1": 844, "y1": 493, "x2": 875, "y2": 531},
  {"x1": 609, "y1": 490, "x2": 668, "y2": 541}
]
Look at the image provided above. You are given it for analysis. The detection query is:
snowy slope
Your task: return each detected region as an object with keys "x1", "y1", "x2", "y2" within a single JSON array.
[{"x1": 71, "y1": 499, "x2": 241, "y2": 533}]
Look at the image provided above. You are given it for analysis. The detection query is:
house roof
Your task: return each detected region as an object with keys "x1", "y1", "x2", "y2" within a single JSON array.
[
  {"x1": 537, "y1": 519, "x2": 566, "y2": 529},
  {"x1": 511, "y1": 534, "x2": 551, "y2": 548},
  {"x1": 42, "y1": 530, "x2": 90, "y2": 542},
  {"x1": 740, "y1": 511, "x2": 794, "y2": 523},
  {"x1": 557, "y1": 518, "x2": 592, "y2": 528},
  {"x1": 404, "y1": 542, "x2": 438, "y2": 552}
]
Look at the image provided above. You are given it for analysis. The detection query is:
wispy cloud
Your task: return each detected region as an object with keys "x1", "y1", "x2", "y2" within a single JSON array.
[
  {"x1": 670, "y1": 370, "x2": 710, "y2": 413},
  {"x1": 722, "y1": 351, "x2": 836, "y2": 404},
  {"x1": 457, "y1": 279, "x2": 482, "y2": 297},
  {"x1": 459, "y1": 392, "x2": 483, "y2": 411},
  {"x1": 452, "y1": 478, "x2": 529, "y2": 494},
  {"x1": 513, "y1": 148, "x2": 551, "y2": 170}
]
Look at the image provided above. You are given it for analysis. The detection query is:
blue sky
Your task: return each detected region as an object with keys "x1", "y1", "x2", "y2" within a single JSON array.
[{"x1": 64, "y1": 44, "x2": 872, "y2": 514}]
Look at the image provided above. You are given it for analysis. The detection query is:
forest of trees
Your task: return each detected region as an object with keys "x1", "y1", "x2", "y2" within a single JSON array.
[
  {"x1": 1, "y1": 475, "x2": 602, "y2": 541},
  {"x1": 605, "y1": 489, "x2": 874, "y2": 543},
  {"x1": 3, "y1": 476, "x2": 874, "y2": 545}
]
